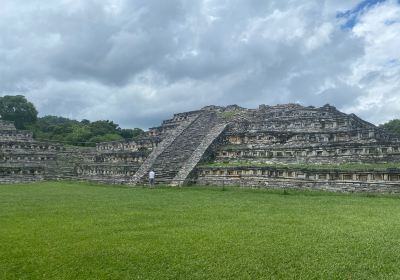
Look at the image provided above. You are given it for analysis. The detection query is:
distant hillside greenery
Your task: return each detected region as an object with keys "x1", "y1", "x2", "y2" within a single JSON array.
[
  {"x1": 0, "y1": 95, "x2": 144, "y2": 146},
  {"x1": 29, "y1": 117, "x2": 144, "y2": 146},
  {"x1": 380, "y1": 119, "x2": 400, "y2": 135}
]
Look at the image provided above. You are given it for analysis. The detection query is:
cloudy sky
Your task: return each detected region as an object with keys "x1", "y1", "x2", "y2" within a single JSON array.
[{"x1": 1, "y1": 0, "x2": 400, "y2": 128}]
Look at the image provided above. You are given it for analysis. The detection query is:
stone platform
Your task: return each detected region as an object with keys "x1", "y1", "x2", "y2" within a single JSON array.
[{"x1": 3, "y1": 103, "x2": 400, "y2": 192}]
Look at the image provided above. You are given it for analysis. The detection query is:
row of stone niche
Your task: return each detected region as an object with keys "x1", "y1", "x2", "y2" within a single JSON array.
[
  {"x1": 76, "y1": 167, "x2": 140, "y2": 176},
  {"x1": 0, "y1": 143, "x2": 63, "y2": 151},
  {"x1": 217, "y1": 146, "x2": 400, "y2": 158},
  {"x1": 0, "y1": 136, "x2": 33, "y2": 142},
  {"x1": 0, "y1": 131, "x2": 32, "y2": 137},
  {"x1": 255, "y1": 109, "x2": 337, "y2": 118},
  {"x1": 226, "y1": 132, "x2": 383, "y2": 144},
  {"x1": 199, "y1": 169, "x2": 400, "y2": 182},
  {"x1": 0, "y1": 168, "x2": 44, "y2": 175},
  {"x1": 93, "y1": 155, "x2": 147, "y2": 163},
  {"x1": 96, "y1": 142, "x2": 157, "y2": 151},
  {"x1": 238, "y1": 118, "x2": 360, "y2": 130},
  {"x1": 1, "y1": 155, "x2": 56, "y2": 161},
  {"x1": 0, "y1": 122, "x2": 17, "y2": 130}
]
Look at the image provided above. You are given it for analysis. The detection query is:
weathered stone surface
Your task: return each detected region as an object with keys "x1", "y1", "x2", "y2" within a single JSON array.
[
  {"x1": 0, "y1": 120, "x2": 17, "y2": 131},
  {"x1": 3, "y1": 104, "x2": 400, "y2": 192},
  {"x1": 132, "y1": 110, "x2": 226, "y2": 184},
  {"x1": 0, "y1": 121, "x2": 62, "y2": 183},
  {"x1": 131, "y1": 114, "x2": 199, "y2": 184},
  {"x1": 171, "y1": 122, "x2": 227, "y2": 186},
  {"x1": 197, "y1": 166, "x2": 400, "y2": 193}
]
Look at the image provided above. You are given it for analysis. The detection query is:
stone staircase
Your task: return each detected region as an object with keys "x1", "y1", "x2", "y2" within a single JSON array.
[
  {"x1": 133, "y1": 111, "x2": 226, "y2": 185},
  {"x1": 170, "y1": 122, "x2": 227, "y2": 186},
  {"x1": 131, "y1": 115, "x2": 199, "y2": 184}
]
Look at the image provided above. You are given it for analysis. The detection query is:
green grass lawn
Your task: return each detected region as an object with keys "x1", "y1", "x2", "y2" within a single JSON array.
[{"x1": 1, "y1": 182, "x2": 400, "y2": 279}]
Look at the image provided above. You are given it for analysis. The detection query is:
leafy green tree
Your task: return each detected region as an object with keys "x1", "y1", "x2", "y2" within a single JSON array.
[
  {"x1": 0, "y1": 95, "x2": 146, "y2": 146},
  {"x1": 380, "y1": 119, "x2": 400, "y2": 135},
  {"x1": 89, "y1": 120, "x2": 120, "y2": 136},
  {"x1": 65, "y1": 125, "x2": 92, "y2": 146},
  {"x1": 0, "y1": 95, "x2": 38, "y2": 129},
  {"x1": 88, "y1": 133, "x2": 123, "y2": 144},
  {"x1": 120, "y1": 128, "x2": 144, "y2": 140},
  {"x1": 81, "y1": 119, "x2": 91, "y2": 125}
]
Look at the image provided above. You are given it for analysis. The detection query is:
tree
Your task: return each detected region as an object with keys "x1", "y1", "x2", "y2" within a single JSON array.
[
  {"x1": 0, "y1": 95, "x2": 146, "y2": 146},
  {"x1": 119, "y1": 128, "x2": 144, "y2": 140},
  {"x1": 81, "y1": 119, "x2": 91, "y2": 125},
  {"x1": 0, "y1": 95, "x2": 38, "y2": 129},
  {"x1": 380, "y1": 119, "x2": 400, "y2": 135},
  {"x1": 65, "y1": 125, "x2": 92, "y2": 146},
  {"x1": 89, "y1": 120, "x2": 120, "y2": 136}
]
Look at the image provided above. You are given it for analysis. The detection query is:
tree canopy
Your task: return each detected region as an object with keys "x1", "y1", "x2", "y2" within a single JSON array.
[
  {"x1": 380, "y1": 119, "x2": 400, "y2": 135},
  {"x1": 0, "y1": 95, "x2": 38, "y2": 129},
  {"x1": 31, "y1": 116, "x2": 144, "y2": 146},
  {"x1": 0, "y1": 95, "x2": 144, "y2": 146}
]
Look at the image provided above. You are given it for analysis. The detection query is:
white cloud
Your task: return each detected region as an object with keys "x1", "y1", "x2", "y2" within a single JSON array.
[
  {"x1": 343, "y1": 0, "x2": 400, "y2": 124},
  {"x1": 1, "y1": 0, "x2": 400, "y2": 128},
  {"x1": 305, "y1": 23, "x2": 334, "y2": 52}
]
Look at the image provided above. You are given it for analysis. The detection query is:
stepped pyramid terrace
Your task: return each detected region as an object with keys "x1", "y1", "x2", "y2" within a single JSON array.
[{"x1": 3, "y1": 103, "x2": 400, "y2": 192}]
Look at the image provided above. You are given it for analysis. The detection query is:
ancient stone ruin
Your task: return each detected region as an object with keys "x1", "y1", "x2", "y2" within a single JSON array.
[{"x1": 3, "y1": 104, "x2": 400, "y2": 192}]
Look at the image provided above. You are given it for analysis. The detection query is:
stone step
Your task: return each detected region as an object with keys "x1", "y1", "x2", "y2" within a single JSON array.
[
  {"x1": 135, "y1": 111, "x2": 224, "y2": 184},
  {"x1": 131, "y1": 116, "x2": 199, "y2": 184}
]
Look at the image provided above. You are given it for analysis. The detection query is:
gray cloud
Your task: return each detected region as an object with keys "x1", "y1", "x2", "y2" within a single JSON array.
[{"x1": 1, "y1": 0, "x2": 400, "y2": 128}]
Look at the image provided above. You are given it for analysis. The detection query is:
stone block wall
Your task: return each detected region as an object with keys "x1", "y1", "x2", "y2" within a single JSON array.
[
  {"x1": 75, "y1": 150, "x2": 150, "y2": 183},
  {"x1": 196, "y1": 166, "x2": 400, "y2": 193},
  {"x1": 213, "y1": 104, "x2": 400, "y2": 165},
  {"x1": 0, "y1": 121, "x2": 62, "y2": 183},
  {"x1": 0, "y1": 120, "x2": 17, "y2": 131},
  {"x1": 96, "y1": 137, "x2": 160, "y2": 152},
  {"x1": 215, "y1": 143, "x2": 400, "y2": 164}
]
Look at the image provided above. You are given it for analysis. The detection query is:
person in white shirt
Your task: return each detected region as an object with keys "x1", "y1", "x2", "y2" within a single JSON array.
[{"x1": 149, "y1": 170, "x2": 155, "y2": 187}]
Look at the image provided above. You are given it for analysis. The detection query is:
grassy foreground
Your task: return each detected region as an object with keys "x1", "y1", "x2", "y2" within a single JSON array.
[{"x1": 1, "y1": 182, "x2": 400, "y2": 279}]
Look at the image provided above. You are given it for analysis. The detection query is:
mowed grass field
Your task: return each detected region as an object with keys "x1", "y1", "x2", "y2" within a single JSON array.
[{"x1": 1, "y1": 182, "x2": 400, "y2": 280}]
